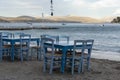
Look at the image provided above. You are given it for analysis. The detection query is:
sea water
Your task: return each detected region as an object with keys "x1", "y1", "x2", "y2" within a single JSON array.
[{"x1": 0, "y1": 22, "x2": 120, "y2": 61}]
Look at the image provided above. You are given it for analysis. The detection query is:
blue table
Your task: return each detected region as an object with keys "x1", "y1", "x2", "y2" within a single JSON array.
[
  {"x1": 3, "y1": 37, "x2": 40, "y2": 61},
  {"x1": 45, "y1": 41, "x2": 92, "y2": 73}
]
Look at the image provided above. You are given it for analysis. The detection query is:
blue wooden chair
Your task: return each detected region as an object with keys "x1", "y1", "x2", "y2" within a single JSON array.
[
  {"x1": 2, "y1": 32, "x2": 13, "y2": 46},
  {"x1": 40, "y1": 34, "x2": 60, "y2": 57},
  {"x1": 0, "y1": 32, "x2": 3, "y2": 61},
  {"x1": 41, "y1": 37, "x2": 62, "y2": 74},
  {"x1": 30, "y1": 38, "x2": 41, "y2": 60},
  {"x1": 81, "y1": 40, "x2": 94, "y2": 72},
  {"x1": 15, "y1": 34, "x2": 31, "y2": 62},
  {"x1": 66, "y1": 40, "x2": 94, "y2": 75},
  {"x1": 0, "y1": 32, "x2": 11, "y2": 61}
]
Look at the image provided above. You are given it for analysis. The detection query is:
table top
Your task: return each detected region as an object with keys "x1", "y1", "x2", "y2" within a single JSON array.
[
  {"x1": 45, "y1": 41, "x2": 92, "y2": 46},
  {"x1": 2, "y1": 37, "x2": 40, "y2": 41}
]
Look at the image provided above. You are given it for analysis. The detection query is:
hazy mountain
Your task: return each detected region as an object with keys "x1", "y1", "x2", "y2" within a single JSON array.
[
  {"x1": 42, "y1": 15, "x2": 103, "y2": 23},
  {"x1": 16, "y1": 16, "x2": 36, "y2": 20},
  {"x1": 0, "y1": 15, "x2": 117, "y2": 23},
  {"x1": 0, "y1": 18, "x2": 9, "y2": 22},
  {"x1": 100, "y1": 16, "x2": 117, "y2": 22}
]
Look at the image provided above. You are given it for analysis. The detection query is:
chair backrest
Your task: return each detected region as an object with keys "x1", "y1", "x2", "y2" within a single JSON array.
[
  {"x1": 58, "y1": 36, "x2": 69, "y2": 43},
  {"x1": 73, "y1": 40, "x2": 85, "y2": 58},
  {"x1": 73, "y1": 39, "x2": 94, "y2": 58},
  {"x1": 41, "y1": 34, "x2": 59, "y2": 43},
  {"x1": 1, "y1": 32, "x2": 13, "y2": 45},
  {"x1": 41, "y1": 37, "x2": 55, "y2": 57},
  {"x1": 0, "y1": 32, "x2": 2, "y2": 47},
  {"x1": 20, "y1": 34, "x2": 31, "y2": 49},
  {"x1": 14, "y1": 32, "x2": 25, "y2": 38},
  {"x1": 0, "y1": 32, "x2": 3, "y2": 61},
  {"x1": 2, "y1": 32, "x2": 13, "y2": 38},
  {"x1": 83, "y1": 40, "x2": 94, "y2": 57}
]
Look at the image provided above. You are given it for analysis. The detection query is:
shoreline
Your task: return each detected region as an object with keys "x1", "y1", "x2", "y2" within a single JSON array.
[
  {"x1": 0, "y1": 27, "x2": 59, "y2": 30},
  {"x1": 0, "y1": 58, "x2": 120, "y2": 80}
]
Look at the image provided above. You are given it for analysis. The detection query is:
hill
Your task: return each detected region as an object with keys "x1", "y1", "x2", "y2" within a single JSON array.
[{"x1": 0, "y1": 15, "x2": 115, "y2": 23}]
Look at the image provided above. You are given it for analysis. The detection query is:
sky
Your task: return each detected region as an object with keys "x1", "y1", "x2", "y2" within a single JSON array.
[{"x1": 0, "y1": 0, "x2": 120, "y2": 18}]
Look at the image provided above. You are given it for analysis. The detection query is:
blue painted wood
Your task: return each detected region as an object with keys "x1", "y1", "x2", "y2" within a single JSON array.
[
  {"x1": 13, "y1": 32, "x2": 25, "y2": 38},
  {"x1": 0, "y1": 32, "x2": 2, "y2": 61},
  {"x1": 41, "y1": 37, "x2": 62, "y2": 74},
  {"x1": 44, "y1": 40, "x2": 94, "y2": 73},
  {"x1": 19, "y1": 34, "x2": 31, "y2": 61},
  {"x1": 2, "y1": 37, "x2": 40, "y2": 61},
  {"x1": 2, "y1": 32, "x2": 13, "y2": 38},
  {"x1": 66, "y1": 40, "x2": 94, "y2": 74},
  {"x1": 82, "y1": 40, "x2": 94, "y2": 72},
  {"x1": 41, "y1": 34, "x2": 59, "y2": 43},
  {"x1": 0, "y1": 32, "x2": 12, "y2": 61}
]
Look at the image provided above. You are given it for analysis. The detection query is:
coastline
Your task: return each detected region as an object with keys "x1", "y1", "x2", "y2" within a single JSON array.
[
  {"x1": 0, "y1": 27, "x2": 59, "y2": 30},
  {"x1": 0, "y1": 58, "x2": 120, "y2": 80}
]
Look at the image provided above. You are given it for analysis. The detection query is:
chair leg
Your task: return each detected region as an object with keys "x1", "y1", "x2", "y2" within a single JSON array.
[
  {"x1": 38, "y1": 49, "x2": 42, "y2": 61},
  {"x1": 81, "y1": 58, "x2": 84, "y2": 72},
  {"x1": 87, "y1": 57, "x2": 90, "y2": 71},
  {"x1": 0, "y1": 51, "x2": 2, "y2": 61},
  {"x1": 43, "y1": 57, "x2": 47, "y2": 72},
  {"x1": 71, "y1": 59, "x2": 74, "y2": 75},
  {"x1": 30, "y1": 48, "x2": 33, "y2": 60},
  {"x1": 20, "y1": 51, "x2": 23, "y2": 62},
  {"x1": 78, "y1": 60, "x2": 82, "y2": 73},
  {"x1": 49, "y1": 58, "x2": 54, "y2": 74},
  {"x1": 26, "y1": 51, "x2": 29, "y2": 61}
]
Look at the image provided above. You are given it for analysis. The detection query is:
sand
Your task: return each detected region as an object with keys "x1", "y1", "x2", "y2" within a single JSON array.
[{"x1": 0, "y1": 58, "x2": 120, "y2": 80}]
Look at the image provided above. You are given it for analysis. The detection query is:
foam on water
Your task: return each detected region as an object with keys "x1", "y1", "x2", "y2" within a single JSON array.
[{"x1": 92, "y1": 50, "x2": 120, "y2": 61}]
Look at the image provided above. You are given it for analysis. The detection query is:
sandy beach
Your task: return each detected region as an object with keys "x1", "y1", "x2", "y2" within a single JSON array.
[{"x1": 0, "y1": 58, "x2": 120, "y2": 80}]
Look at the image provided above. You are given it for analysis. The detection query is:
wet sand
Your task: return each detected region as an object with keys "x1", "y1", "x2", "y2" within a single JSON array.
[{"x1": 0, "y1": 58, "x2": 120, "y2": 80}]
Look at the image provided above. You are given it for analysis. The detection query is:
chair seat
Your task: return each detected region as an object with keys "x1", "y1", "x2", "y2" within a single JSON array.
[
  {"x1": 30, "y1": 46, "x2": 40, "y2": 49},
  {"x1": 46, "y1": 52, "x2": 62, "y2": 57},
  {"x1": 14, "y1": 44, "x2": 27, "y2": 48},
  {"x1": 67, "y1": 52, "x2": 88, "y2": 57},
  {"x1": 3, "y1": 44, "x2": 11, "y2": 48}
]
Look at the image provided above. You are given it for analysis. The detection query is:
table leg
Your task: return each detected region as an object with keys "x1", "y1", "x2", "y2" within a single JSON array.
[
  {"x1": 61, "y1": 47, "x2": 67, "y2": 73},
  {"x1": 11, "y1": 41, "x2": 15, "y2": 61}
]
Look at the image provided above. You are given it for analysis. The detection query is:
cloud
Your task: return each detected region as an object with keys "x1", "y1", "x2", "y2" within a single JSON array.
[
  {"x1": 71, "y1": 0, "x2": 87, "y2": 7},
  {"x1": 90, "y1": 0, "x2": 120, "y2": 9},
  {"x1": 0, "y1": 0, "x2": 120, "y2": 18},
  {"x1": 113, "y1": 9, "x2": 120, "y2": 15},
  {"x1": 64, "y1": 0, "x2": 72, "y2": 1},
  {"x1": 12, "y1": 0, "x2": 43, "y2": 9},
  {"x1": 0, "y1": 0, "x2": 43, "y2": 9},
  {"x1": 69, "y1": 0, "x2": 120, "y2": 9}
]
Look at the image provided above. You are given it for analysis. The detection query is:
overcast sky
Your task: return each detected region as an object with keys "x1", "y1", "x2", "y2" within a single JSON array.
[{"x1": 0, "y1": 0, "x2": 120, "y2": 18}]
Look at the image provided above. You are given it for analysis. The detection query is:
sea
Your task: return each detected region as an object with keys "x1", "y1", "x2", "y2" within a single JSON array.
[{"x1": 0, "y1": 22, "x2": 120, "y2": 61}]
